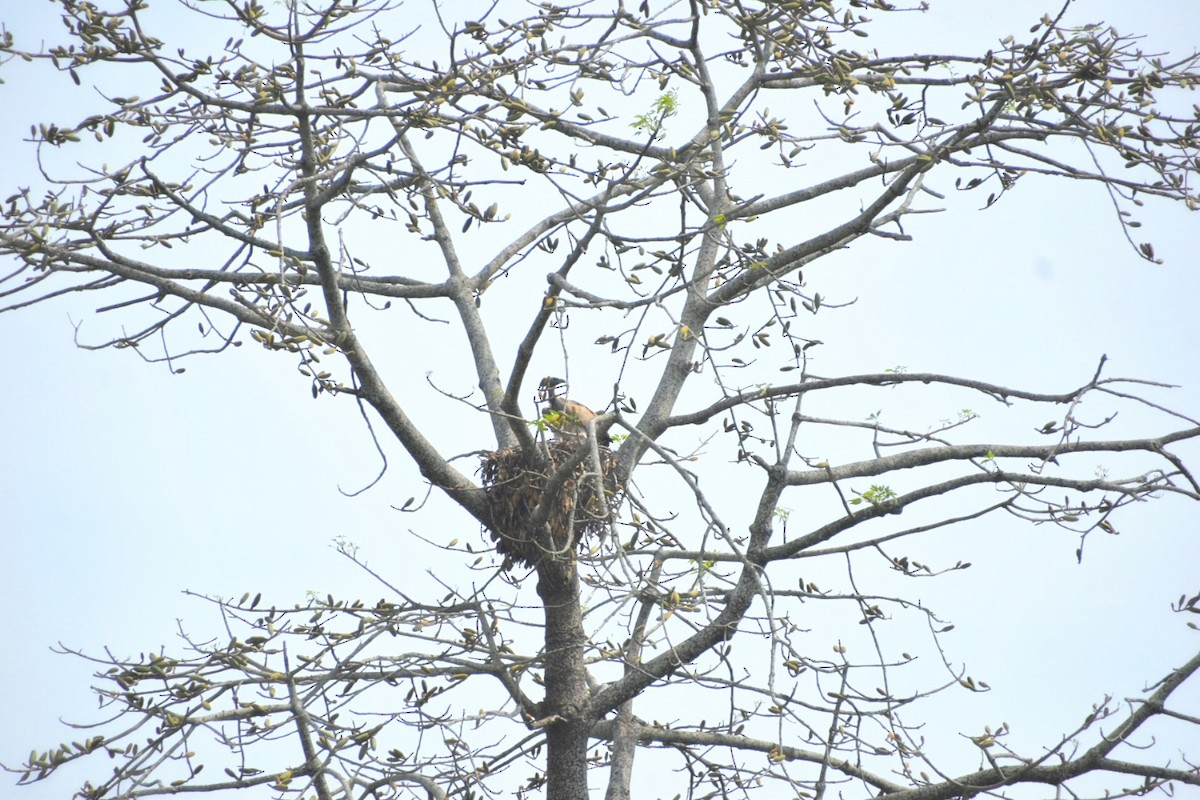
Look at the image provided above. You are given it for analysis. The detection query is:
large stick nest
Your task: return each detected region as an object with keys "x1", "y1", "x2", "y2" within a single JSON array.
[{"x1": 479, "y1": 440, "x2": 622, "y2": 570}]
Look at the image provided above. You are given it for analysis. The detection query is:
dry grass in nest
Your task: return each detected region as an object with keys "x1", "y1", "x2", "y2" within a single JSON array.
[{"x1": 479, "y1": 439, "x2": 622, "y2": 570}]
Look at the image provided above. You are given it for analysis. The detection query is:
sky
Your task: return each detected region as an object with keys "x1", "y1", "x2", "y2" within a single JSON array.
[{"x1": 2, "y1": 1, "x2": 1199, "y2": 798}]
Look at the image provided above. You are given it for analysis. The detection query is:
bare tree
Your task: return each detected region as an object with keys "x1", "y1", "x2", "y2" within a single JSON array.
[{"x1": 3, "y1": 2, "x2": 1199, "y2": 799}]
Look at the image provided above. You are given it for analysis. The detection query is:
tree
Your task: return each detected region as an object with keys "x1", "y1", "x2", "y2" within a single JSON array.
[{"x1": 3, "y1": 1, "x2": 1200, "y2": 798}]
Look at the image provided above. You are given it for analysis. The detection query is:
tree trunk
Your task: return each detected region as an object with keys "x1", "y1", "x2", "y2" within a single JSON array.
[{"x1": 538, "y1": 561, "x2": 592, "y2": 800}]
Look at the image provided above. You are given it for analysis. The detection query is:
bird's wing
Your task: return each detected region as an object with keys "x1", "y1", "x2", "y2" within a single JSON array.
[{"x1": 559, "y1": 399, "x2": 599, "y2": 425}]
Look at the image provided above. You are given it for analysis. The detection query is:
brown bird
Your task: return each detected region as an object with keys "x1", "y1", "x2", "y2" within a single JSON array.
[{"x1": 538, "y1": 376, "x2": 611, "y2": 447}]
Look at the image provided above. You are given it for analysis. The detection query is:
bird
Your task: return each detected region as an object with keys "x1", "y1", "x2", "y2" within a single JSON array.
[{"x1": 537, "y1": 376, "x2": 611, "y2": 447}]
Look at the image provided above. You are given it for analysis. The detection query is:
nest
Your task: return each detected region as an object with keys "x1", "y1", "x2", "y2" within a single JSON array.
[{"x1": 480, "y1": 439, "x2": 622, "y2": 570}]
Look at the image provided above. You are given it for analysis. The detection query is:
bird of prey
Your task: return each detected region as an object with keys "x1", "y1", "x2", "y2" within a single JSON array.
[{"x1": 538, "y1": 376, "x2": 611, "y2": 446}]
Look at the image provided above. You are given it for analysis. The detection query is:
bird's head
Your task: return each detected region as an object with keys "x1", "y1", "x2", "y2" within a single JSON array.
[{"x1": 537, "y1": 375, "x2": 567, "y2": 402}]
